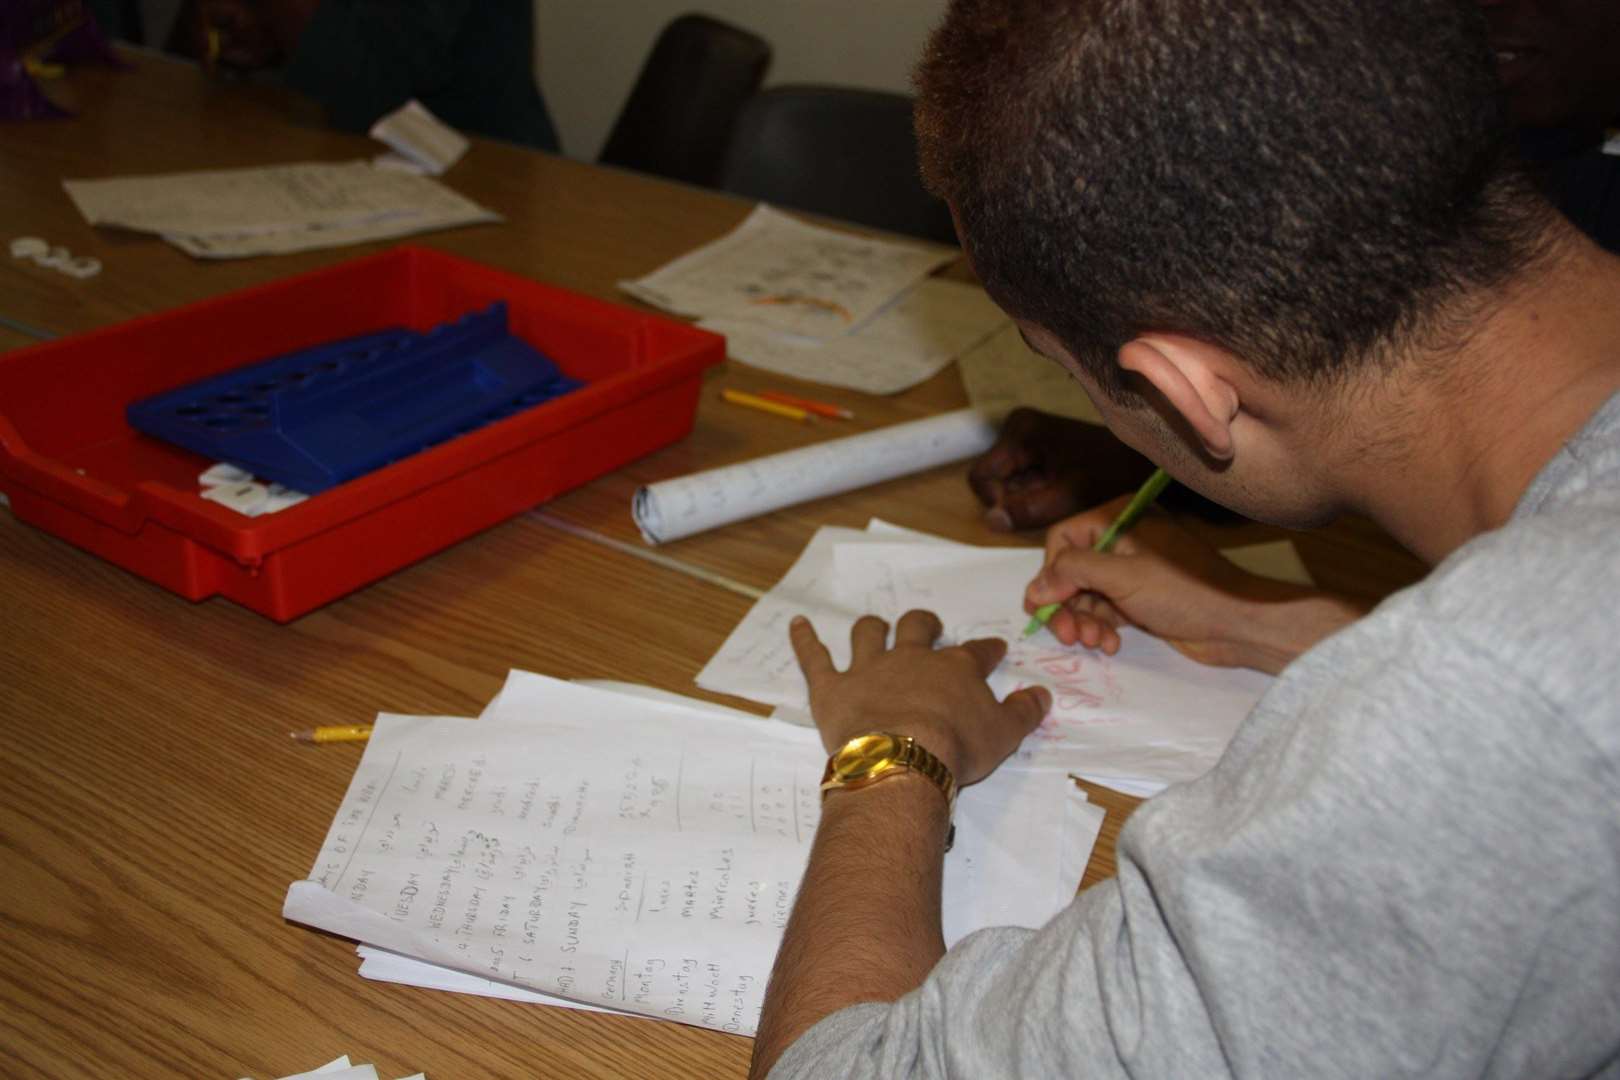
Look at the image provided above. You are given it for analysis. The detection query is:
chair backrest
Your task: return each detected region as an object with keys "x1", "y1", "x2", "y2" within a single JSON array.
[
  {"x1": 718, "y1": 85, "x2": 957, "y2": 246},
  {"x1": 598, "y1": 13, "x2": 771, "y2": 187}
]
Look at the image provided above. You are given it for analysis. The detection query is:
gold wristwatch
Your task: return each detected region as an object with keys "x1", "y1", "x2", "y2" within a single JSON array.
[{"x1": 820, "y1": 732, "x2": 957, "y2": 813}]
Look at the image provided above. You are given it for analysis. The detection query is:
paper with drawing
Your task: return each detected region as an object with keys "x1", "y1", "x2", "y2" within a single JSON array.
[
  {"x1": 701, "y1": 278, "x2": 1007, "y2": 395},
  {"x1": 696, "y1": 525, "x2": 1275, "y2": 794},
  {"x1": 620, "y1": 205, "x2": 954, "y2": 340}
]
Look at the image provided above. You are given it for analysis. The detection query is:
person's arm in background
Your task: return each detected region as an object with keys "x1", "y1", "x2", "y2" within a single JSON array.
[
  {"x1": 169, "y1": 0, "x2": 314, "y2": 70},
  {"x1": 285, "y1": 0, "x2": 560, "y2": 151},
  {"x1": 278, "y1": 0, "x2": 467, "y2": 133},
  {"x1": 170, "y1": 0, "x2": 559, "y2": 152},
  {"x1": 969, "y1": 408, "x2": 1238, "y2": 532},
  {"x1": 170, "y1": 0, "x2": 447, "y2": 118}
]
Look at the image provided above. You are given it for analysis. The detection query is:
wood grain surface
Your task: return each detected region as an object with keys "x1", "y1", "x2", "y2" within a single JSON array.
[{"x1": 0, "y1": 50, "x2": 1427, "y2": 1078}]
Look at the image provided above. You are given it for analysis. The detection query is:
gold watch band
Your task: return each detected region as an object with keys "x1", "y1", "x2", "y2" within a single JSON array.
[{"x1": 820, "y1": 732, "x2": 957, "y2": 812}]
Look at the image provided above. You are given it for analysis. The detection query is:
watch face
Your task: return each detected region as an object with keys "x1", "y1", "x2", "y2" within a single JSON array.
[{"x1": 831, "y1": 733, "x2": 903, "y2": 782}]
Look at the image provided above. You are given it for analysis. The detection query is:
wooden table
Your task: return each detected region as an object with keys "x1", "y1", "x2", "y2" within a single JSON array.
[{"x1": 0, "y1": 52, "x2": 1427, "y2": 1079}]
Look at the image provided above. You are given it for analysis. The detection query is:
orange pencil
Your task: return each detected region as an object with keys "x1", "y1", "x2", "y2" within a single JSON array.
[{"x1": 754, "y1": 390, "x2": 855, "y2": 420}]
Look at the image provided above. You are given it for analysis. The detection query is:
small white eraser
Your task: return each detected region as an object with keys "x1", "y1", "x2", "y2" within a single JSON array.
[
  {"x1": 10, "y1": 236, "x2": 47, "y2": 259},
  {"x1": 199, "y1": 462, "x2": 253, "y2": 487},
  {"x1": 201, "y1": 480, "x2": 270, "y2": 516},
  {"x1": 63, "y1": 255, "x2": 101, "y2": 279},
  {"x1": 260, "y1": 487, "x2": 309, "y2": 514}
]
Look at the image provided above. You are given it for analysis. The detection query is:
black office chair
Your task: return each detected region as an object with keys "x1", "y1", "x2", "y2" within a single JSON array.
[
  {"x1": 718, "y1": 85, "x2": 958, "y2": 246},
  {"x1": 597, "y1": 13, "x2": 772, "y2": 188}
]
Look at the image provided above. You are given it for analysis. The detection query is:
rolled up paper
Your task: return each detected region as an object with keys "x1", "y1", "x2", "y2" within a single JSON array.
[{"x1": 633, "y1": 407, "x2": 1000, "y2": 544}]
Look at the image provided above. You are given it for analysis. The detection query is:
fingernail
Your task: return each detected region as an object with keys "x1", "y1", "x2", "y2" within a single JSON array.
[
  {"x1": 790, "y1": 616, "x2": 807, "y2": 628},
  {"x1": 985, "y1": 507, "x2": 1014, "y2": 532}
]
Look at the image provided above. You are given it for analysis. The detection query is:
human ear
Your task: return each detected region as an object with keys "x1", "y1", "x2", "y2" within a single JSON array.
[{"x1": 1116, "y1": 336, "x2": 1241, "y2": 460}]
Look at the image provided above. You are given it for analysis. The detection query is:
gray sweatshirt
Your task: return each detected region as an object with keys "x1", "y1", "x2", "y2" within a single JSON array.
[{"x1": 773, "y1": 391, "x2": 1620, "y2": 1079}]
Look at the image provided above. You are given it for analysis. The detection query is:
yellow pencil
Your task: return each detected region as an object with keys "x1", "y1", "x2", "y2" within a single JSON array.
[
  {"x1": 721, "y1": 388, "x2": 811, "y2": 423},
  {"x1": 289, "y1": 724, "x2": 374, "y2": 744}
]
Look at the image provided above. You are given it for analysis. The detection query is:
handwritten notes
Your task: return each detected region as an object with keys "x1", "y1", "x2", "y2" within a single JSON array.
[
  {"x1": 697, "y1": 524, "x2": 1276, "y2": 795},
  {"x1": 284, "y1": 673, "x2": 1101, "y2": 1035}
]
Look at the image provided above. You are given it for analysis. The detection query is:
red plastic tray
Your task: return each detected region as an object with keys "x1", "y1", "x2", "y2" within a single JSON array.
[{"x1": 0, "y1": 246, "x2": 724, "y2": 621}]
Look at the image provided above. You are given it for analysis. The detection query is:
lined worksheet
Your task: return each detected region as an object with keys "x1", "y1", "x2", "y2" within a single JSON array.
[{"x1": 284, "y1": 674, "x2": 1098, "y2": 1035}]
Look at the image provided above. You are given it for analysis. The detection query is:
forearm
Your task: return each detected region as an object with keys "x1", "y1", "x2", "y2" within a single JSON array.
[
  {"x1": 1232, "y1": 582, "x2": 1370, "y2": 675},
  {"x1": 749, "y1": 776, "x2": 951, "y2": 1079}
]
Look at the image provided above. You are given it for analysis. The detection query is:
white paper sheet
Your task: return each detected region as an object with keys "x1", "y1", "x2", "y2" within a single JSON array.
[
  {"x1": 632, "y1": 407, "x2": 1000, "y2": 544},
  {"x1": 359, "y1": 779, "x2": 1106, "y2": 1009},
  {"x1": 365, "y1": 674, "x2": 1104, "y2": 1008},
  {"x1": 619, "y1": 205, "x2": 954, "y2": 340},
  {"x1": 355, "y1": 945, "x2": 632, "y2": 1016},
  {"x1": 697, "y1": 526, "x2": 1274, "y2": 794},
  {"x1": 701, "y1": 278, "x2": 1008, "y2": 395},
  {"x1": 285, "y1": 673, "x2": 1086, "y2": 1036},
  {"x1": 1221, "y1": 540, "x2": 1315, "y2": 587},
  {"x1": 64, "y1": 161, "x2": 498, "y2": 259},
  {"x1": 369, "y1": 100, "x2": 469, "y2": 176},
  {"x1": 238, "y1": 1055, "x2": 422, "y2": 1080},
  {"x1": 956, "y1": 322, "x2": 1105, "y2": 425}
]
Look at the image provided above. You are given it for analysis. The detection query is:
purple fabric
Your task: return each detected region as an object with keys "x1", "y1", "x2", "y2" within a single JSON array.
[
  {"x1": 1, "y1": 1, "x2": 124, "y2": 122},
  {"x1": 1, "y1": 50, "x2": 70, "y2": 120}
]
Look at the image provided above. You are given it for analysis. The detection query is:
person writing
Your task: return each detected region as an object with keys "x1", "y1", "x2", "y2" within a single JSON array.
[
  {"x1": 972, "y1": 0, "x2": 1620, "y2": 534},
  {"x1": 749, "y1": 1, "x2": 1620, "y2": 1076}
]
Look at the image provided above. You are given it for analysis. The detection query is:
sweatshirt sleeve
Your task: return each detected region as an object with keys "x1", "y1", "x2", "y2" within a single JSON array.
[{"x1": 770, "y1": 578, "x2": 1620, "y2": 1079}]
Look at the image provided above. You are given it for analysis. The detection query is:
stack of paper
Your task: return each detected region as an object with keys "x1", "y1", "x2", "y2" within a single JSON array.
[
  {"x1": 63, "y1": 161, "x2": 499, "y2": 259},
  {"x1": 621, "y1": 206, "x2": 1007, "y2": 394},
  {"x1": 698, "y1": 521, "x2": 1278, "y2": 797},
  {"x1": 284, "y1": 673, "x2": 1104, "y2": 1037}
]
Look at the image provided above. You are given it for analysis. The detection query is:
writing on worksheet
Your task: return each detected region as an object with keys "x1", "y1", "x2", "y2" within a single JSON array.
[{"x1": 306, "y1": 721, "x2": 821, "y2": 1035}]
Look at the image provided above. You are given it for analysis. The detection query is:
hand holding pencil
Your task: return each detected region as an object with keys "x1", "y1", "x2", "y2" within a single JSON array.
[{"x1": 1021, "y1": 475, "x2": 1319, "y2": 670}]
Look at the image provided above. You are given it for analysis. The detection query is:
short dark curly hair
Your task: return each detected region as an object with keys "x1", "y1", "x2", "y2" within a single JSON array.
[{"x1": 915, "y1": 0, "x2": 1556, "y2": 402}]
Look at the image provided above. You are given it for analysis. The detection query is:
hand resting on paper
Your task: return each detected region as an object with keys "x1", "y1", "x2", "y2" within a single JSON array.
[
  {"x1": 788, "y1": 610, "x2": 1050, "y2": 785},
  {"x1": 1026, "y1": 496, "x2": 1369, "y2": 676},
  {"x1": 969, "y1": 407, "x2": 1241, "y2": 531},
  {"x1": 969, "y1": 408, "x2": 1159, "y2": 531}
]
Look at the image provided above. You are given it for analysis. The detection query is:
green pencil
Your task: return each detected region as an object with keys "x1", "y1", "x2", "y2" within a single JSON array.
[{"x1": 1022, "y1": 467, "x2": 1172, "y2": 637}]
